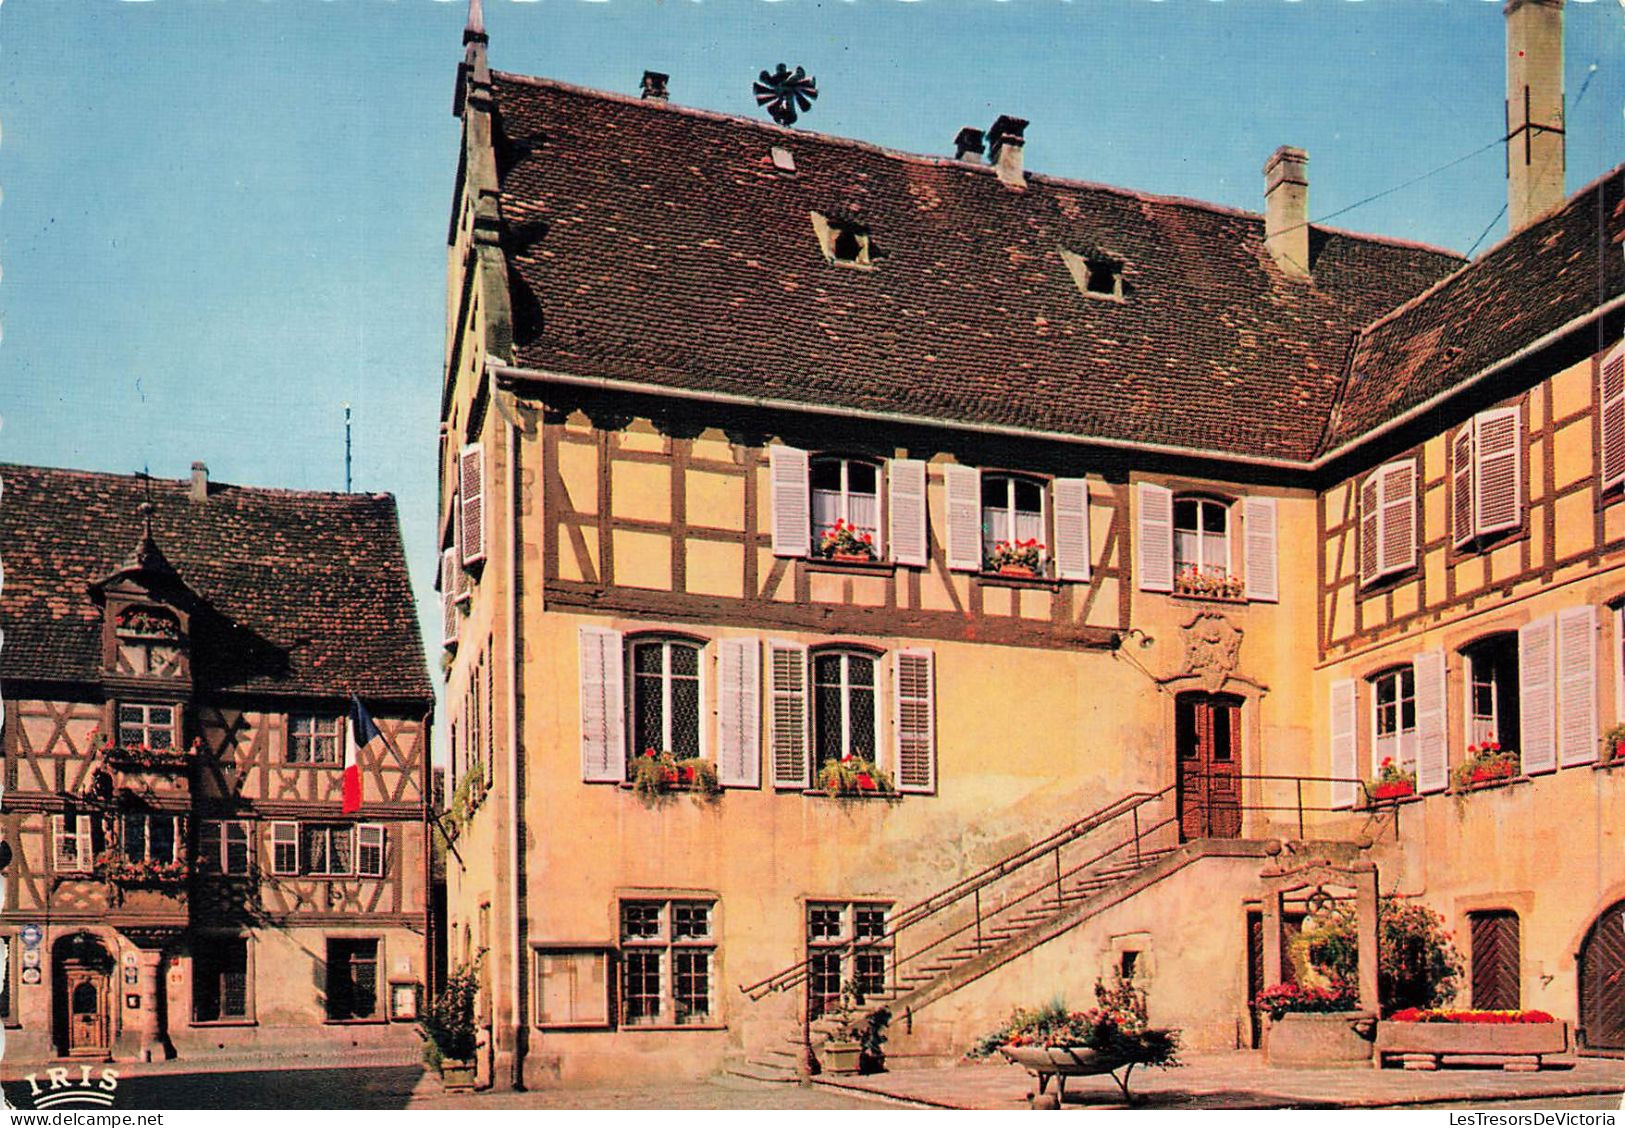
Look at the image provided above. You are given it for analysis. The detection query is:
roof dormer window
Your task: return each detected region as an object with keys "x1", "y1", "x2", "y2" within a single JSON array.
[
  {"x1": 811, "y1": 212, "x2": 872, "y2": 268},
  {"x1": 1061, "y1": 248, "x2": 1124, "y2": 302}
]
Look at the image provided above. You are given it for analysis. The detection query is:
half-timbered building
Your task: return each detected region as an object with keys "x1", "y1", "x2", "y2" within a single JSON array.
[
  {"x1": 0, "y1": 462, "x2": 434, "y2": 1063},
  {"x1": 437, "y1": 0, "x2": 1624, "y2": 1088}
]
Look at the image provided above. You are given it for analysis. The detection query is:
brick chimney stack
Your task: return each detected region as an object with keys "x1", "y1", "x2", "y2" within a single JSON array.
[
  {"x1": 1506, "y1": 0, "x2": 1565, "y2": 232},
  {"x1": 988, "y1": 116, "x2": 1027, "y2": 189},
  {"x1": 1263, "y1": 146, "x2": 1310, "y2": 280}
]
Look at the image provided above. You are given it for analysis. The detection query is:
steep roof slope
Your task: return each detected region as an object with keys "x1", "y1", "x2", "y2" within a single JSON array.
[
  {"x1": 0, "y1": 464, "x2": 433, "y2": 703},
  {"x1": 489, "y1": 75, "x2": 1463, "y2": 463},
  {"x1": 1328, "y1": 167, "x2": 1625, "y2": 452}
]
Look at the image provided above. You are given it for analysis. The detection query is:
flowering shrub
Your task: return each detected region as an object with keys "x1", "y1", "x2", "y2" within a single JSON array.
[
  {"x1": 987, "y1": 538, "x2": 1045, "y2": 572},
  {"x1": 94, "y1": 734, "x2": 199, "y2": 770},
  {"x1": 630, "y1": 748, "x2": 721, "y2": 797},
  {"x1": 1387, "y1": 1008, "x2": 1555, "y2": 1024},
  {"x1": 967, "y1": 980, "x2": 1180, "y2": 1070},
  {"x1": 1304, "y1": 897, "x2": 1462, "y2": 1015},
  {"x1": 1254, "y1": 981, "x2": 1358, "y2": 1020},
  {"x1": 1173, "y1": 566, "x2": 1245, "y2": 600},
  {"x1": 817, "y1": 755, "x2": 894, "y2": 796},
  {"x1": 817, "y1": 519, "x2": 877, "y2": 561},
  {"x1": 1453, "y1": 742, "x2": 1518, "y2": 789},
  {"x1": 95, "y1": 850, "x2": 190, "y2": 886}
]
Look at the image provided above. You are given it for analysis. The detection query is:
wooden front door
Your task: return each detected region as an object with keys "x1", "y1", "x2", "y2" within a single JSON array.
[
  {"x1": 1579, "y1": 900, "x2": 1625, "y2": 1054},
  {"x1": 65, "y1": 966, "x2": 110, "y2": 1057},
  {"x1": 1470, "y1": 911, "x2": 1521, "y2": 1011},
  {"x1": 1177, "y1": 693, "x2": 1243, "y2": 841}
]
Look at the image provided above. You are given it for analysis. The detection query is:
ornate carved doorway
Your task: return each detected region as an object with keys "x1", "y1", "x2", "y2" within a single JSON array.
[
  {"x1": 54, "y1": 933, "x2": 114, "y2": 1058},
  {"x1": 1176, "y1": 692, "x2": 1242, "y2": 840},
  {"x1": 1579, "y1": 900, "x2": 1625, "y2": 1055}
]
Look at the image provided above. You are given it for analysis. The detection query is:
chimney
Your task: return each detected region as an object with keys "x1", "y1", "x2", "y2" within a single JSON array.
[
  {"x1": 953, "y1": 127, "x2": 985, "y2": 162},
  {"x1": 1263, "y1": 146, "x2": 1311, "y2": 280},
  {"x1": 987, "y1": 115, "x2": 1027, "y2": 189},
  {"x1": 640, "y1": 70, "x2": 670, "y2": 102},
  {"x1": 1505, "y1": 0, "x2": 1565, "y2": 231},
  {"x1": 190, "y1": 461, "x2": 209, "y2": 503}
]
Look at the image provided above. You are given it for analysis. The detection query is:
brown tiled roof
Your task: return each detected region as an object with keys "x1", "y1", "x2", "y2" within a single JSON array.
[
  {"x1": 489, "y1": 75, "x2": 1464, "y2": 463},
  {"x1": 1327, "y1": 167, "x2": 1625, "y2": 452},
  {"x1": 0, "y1": 463, "x2": 433, "y2": 703}
]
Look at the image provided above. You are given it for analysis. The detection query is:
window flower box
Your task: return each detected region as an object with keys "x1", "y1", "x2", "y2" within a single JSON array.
[
  {"x1": 815, "y1": 520, "x2": 877, "y2": 563},
  {"x1": 816, "y1": 755, "x2": 894, "y2": 797},
  {"x1": 1371, "y1": 781, "x2": 1415, "y2": 801},
  {"x1": 1173, "y1": 566, "x2": 1245, "y2": 602},
  {"x1": 987, "y1": 538, "x2": 1046, "y2": 578},
  {"x1": 95, "y1": 735, "x2": 199, "y2": 772},
  {"x1": 1453, "y1": 743, "x2": 1518, "y2": 790},
  {"x1": 95, "y1": 851, "x2": 191, "y2": 887},
  {"x1": 1368, "y1": 758, "x2": 1416, "y2": 802},
  {"x1": 1603, "y1": 724, "x2": 1625, "y2": 764},
  {"x1": 630, "y1": 749, "x2": 720, "y2": 798}
]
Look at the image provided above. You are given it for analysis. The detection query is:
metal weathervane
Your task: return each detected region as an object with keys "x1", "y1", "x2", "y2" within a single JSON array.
[{"x1": 753, "y1": 63, "x2": 818, "y2": 126}]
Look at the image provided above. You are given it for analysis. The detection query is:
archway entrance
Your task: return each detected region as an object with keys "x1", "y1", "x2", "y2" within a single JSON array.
[
  {"x1": 1579, "y1": 900, "x2": 1625, "y2": 1055},
  {"x1": 1176, "y1": 692, "x2": 1243, "y2": 840},
  {"x1": 53, "y1": 933, "x2": 114, "y2": 1058}
]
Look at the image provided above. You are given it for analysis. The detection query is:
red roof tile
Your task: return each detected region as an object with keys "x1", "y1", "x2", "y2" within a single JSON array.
[
  {"x1": 0, "y1": 463, "x2": 433, "y2": 704},
  {"x1": 489, "y1": 75, "x2": 1464, "y2": 463}
]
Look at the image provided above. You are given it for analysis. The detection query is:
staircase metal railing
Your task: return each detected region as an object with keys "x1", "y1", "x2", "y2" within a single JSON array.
[{"x1": 739, "y1": 773, "x2": 1379, "y2": 1009}]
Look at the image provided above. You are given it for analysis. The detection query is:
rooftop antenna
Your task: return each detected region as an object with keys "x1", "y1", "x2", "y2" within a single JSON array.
[
  {"x1": 343, "y1": 403, "x2": 353, "y2": 493},
  {"x1": 753, "y1": 64, "x2": 818, "y2": 126}
]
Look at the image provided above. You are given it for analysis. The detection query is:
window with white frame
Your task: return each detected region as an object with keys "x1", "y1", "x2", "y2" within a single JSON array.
[
  {"x1": 1462, "y1": 634, "x2": 1520, "y2": 749},
  {"x1": 813, "y1": 651, "x2": 877, "y2": 770},
  {"x1": 806, "y1": 901, "x2": 892, "y2": 1018},
  {"x1": 629, "y1": 639, "x2": 702, "y2": 763},
  {"x1": 118, "y1": 702, "x2": 177, "y2": 750},
  {"x1": 1370, "y1": 667, "x2": 1417, "y2": 775},
  {"x1": 357, "y1": 824, "x2": 385, "y2": 878},
  {"x1": 1359, "y1": 460, "x2": 1418, "y2": 586},
  {"x1": 618, "y1": 899, "x2": 716, "y2": 1027},
  {"x1": 810, "y1": 457, "x2": 880, "y2": 555},
  {"x1": 1173, "y1": 497, "x2": 1230, "y2": 581},
  {"x1": 981, "y1": 475, "x2": 1046, "y2": 573},
  {"x1": 270, "y1": 822, "x2": 299, "y2": 875},
  {"x1": 1452, "y1": 408, "x2": 1523, "y2": 546},
  {"x1": 288, "y1": 714, "x2": 343, "y2": 764},
  {"x1": 52, "y1": 814, "x2": 94, "y2": 872},
  {"x1": 121, "y1": 812, "x2": 180, "y2": 863},
  {"x1": 200, "y1": 820, "x2": 252, "y2": 875},
  {"x1": 303, "y1": 824, "x2": 355, "y2": 876}
]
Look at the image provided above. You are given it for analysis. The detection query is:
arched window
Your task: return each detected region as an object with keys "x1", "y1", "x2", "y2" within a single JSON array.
[
  {"x1": 981, "y1": 475, "x2": 1046, "y2": 572},
  {"x1": 813, "y1": 650, "x2": 877, "y2": 769},
  {"x1": 628, "y1": 638, "x2": 703, "y2": 763},
  {"x1": 1174, "y1": 497, "x2": 1230, "y2": 579},
  {"x1": 1369, "y1": 666, "x2": 1416, "y2": 775},
  {"x1": 810, "y1": 457, "x2": 880, "y2": 554}
]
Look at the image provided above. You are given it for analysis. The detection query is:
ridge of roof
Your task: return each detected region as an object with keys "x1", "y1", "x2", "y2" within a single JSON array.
[
  {"x1": 488, "y1": 70, "x2": 1465, "y2": 262},
  {"x1": 0, "y1": 461, "x2": 398, "y2": 505}
]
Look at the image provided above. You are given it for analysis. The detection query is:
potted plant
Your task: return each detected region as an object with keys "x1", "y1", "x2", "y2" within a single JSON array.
[
  {"x1": 1173, "y1": 566, "x2": 1246, "y2": 601},
  {"x1": 630, "y1": 748, "x2": 721, "y2": 798},
  {"x1": 1603, "y1": 723, "x2": 1625, "y2": 764},
  {"x1": 1368, "y1": 757, "x2": 1416, "y2": 801},
  {"x1": 815, "y1": 981, "x2": 872, "y2": 1074},
  {"x1": 987, "y1": 538, "x2": 1046, "y2": 578},
  {"x1": 1453, "y1": 742, "x2": 1518, "y2": 789},
  {"x1": 816, "y1": 519, "x2": 877, "y2": 563},
  {"x1": 420, "y1": 960, "x2": 481, "y2": 1092},
  {"x1": 816, "y1": 754, "x2": 894, "y2": 797}
]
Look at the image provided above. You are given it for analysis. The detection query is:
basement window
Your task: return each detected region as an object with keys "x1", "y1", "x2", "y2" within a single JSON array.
[
  {"x1": 1061, "y1": 248, "x2": 1125, "y2": 302},
  {"x1": 811, "y1": 212, "x2": 873, "y2": 268}
]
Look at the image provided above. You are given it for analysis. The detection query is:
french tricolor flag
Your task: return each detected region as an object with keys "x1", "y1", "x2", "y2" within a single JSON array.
[{"x1": 345, "y1": 695, "x2": 383, "y2": 815}]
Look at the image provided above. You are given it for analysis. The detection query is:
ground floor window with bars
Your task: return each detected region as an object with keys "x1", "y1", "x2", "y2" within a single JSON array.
[
  {"x1": 806, "y1": 901, "x2": 892, "y2": 1019},
  {"x1": 193, "y1": 936, "x2": 251, "y2": 1023},
  {"x1": 618, "y1": 899, "x2": 716, "y2": 1028}
]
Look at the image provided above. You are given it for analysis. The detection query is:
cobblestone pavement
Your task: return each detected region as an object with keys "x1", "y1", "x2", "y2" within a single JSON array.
[{"x1": 819, "y1": 1054, "x2": 1625, "y2": 1111}]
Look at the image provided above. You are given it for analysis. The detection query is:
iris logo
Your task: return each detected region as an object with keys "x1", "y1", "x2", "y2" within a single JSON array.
[{"x1": 17, "y1": 1065, "x2": 120, "y2": 1108}]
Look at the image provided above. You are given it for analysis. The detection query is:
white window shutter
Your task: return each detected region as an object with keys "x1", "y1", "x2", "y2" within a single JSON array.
[
  {"x1": 1136, "y1": 483, "x2": 1174, "y2": 593},
  {"x1": 1557, "y1": 605, "x2": 1600, "y2": 768},
  {"x1": 1379, "y1": 460, "x2": 1418, "y2": 577},
  {"x1": 769, "y1": 445, "x2": 811, "y2": 558},
  {"x1": 1359, "y1": 476, "x2": 1381, "y2": 585},
  {"x1": 894, "y1": 649, "x2": 936, "y2": 793},
  {"x1": 717, "y1": 638, "x2": 762, "y2": 788},
  {"x1": 452, "y1": 499, "x2": 473, "y2": 604},
  {"x1": 1452, "y1": 426, "x2": 1476, "y2": 547},
  {"x1": 887, "y1": 459, "x2": 929, "y2": 568},
  {"x1": 578, "y1": 627, "x2": 626, "y2": 783},
  {"x1": 1601, "y1": 341, "x2": 1625, "y2": 490},
  {"x1": 1051, "y1": 478, "x2": 1092, "y2": 582},
  {"x1": 460, "y1": 443, "x2": 487, "y2": 566},
  {"x1": 1329, "y1": 679, "x2": 1357, "y2": 809},
  {"x1": 943, "y1": 464, "x2": 982, "y2": 572},
  {"x1": 767, "y1": 641, "x2": 810, "y2": 789},
  {"x1": 1413, "y1": 650, "x2": 1448, "y2": 794},
  {"x1": 1519, "y1": 615, "x2": 1557, "y2": 775},
  {"x1": 1242, "y1": 496, "x2": 1279, "y2": 603},
  {"x1": 440, "y1": 549, "x2": 460, "y2": 648},
  {"x1": 1474, "y1": 408, "x2": 1522, "y2": 537}
]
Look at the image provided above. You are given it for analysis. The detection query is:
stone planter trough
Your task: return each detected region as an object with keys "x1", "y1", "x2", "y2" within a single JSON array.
[
  {"x1": 1265, "y1": 1011, "x2": 1377, "y2": 1069},
  {"x1": 1375, "y1": 1020, "x2": 1569, "y2": 1071}
]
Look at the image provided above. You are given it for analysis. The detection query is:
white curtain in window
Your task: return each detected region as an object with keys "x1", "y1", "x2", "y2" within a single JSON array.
[{"x1": 846, "y1": 492, "x2": 879, "y2": 542}]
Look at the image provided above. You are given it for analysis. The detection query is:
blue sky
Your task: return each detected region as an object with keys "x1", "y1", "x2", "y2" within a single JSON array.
[{"x1": 1, "y1": 0, "x2": 1622, "y2": 716}]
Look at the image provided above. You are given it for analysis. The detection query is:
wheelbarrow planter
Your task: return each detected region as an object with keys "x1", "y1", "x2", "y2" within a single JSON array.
[{"x1": 1000, "y1": 1044, "x2": 1148, "y2": 1108}]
